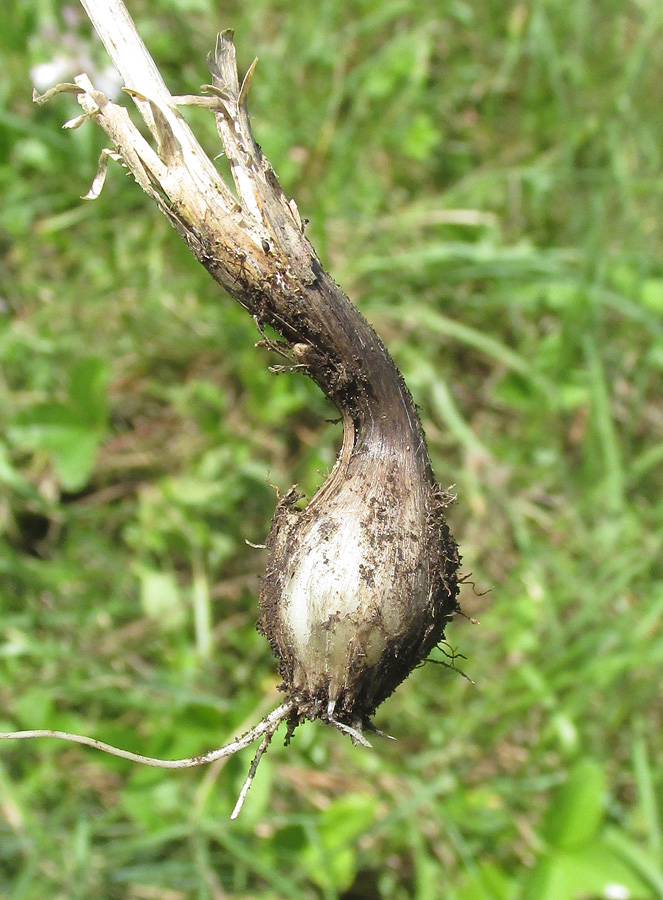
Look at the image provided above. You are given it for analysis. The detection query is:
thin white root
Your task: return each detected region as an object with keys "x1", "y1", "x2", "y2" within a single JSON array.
[
  {"x1": 326, "y1": 701, "x2": 372, "y2": 748},
  {"x1": 367, "y1": 726, "x2": 397, "y2": 741},
  {"x1": 245, "y1": 539, "x2": 267, "y2": 549},
  {"x1": 331, "y1": 719, "x2": 372, "y2": 748},
  {"x1": 0, "y1": 701, "x2": 293, "y2": 770},
  {"x1": 230, "y1": 722, "x2": 278, "y2": 820}
]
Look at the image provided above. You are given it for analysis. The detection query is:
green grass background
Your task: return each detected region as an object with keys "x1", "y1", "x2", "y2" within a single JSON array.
[{"x1": 2, "y1": 0, "x2": 663, "y2": 897}]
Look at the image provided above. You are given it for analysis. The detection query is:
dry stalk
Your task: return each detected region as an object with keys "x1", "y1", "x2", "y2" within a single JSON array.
[{"x1": 3, "y1": 0, "x2": 461, "y2": 815}]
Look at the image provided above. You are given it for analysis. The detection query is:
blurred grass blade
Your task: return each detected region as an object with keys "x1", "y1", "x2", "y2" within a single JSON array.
[
  {"x1": 383, "y1": 305, "x2": 554, "y2": 397},
  {"x1": 603, "y1": 826, "x2": 663, "y2": 896},
  {"x1": 192, "y1": 554, "x2": 213, "y2": 659},
  {"x1": 584, "y1": 336, "x2": 625, "y2": 512},
  {"x1": 633, "y1": 738, "x2": 663, "y2": 869},
  {"x1": 430, "y1": 380, "x2": 491, "y2": 459},
  {"x1": 629, "y1": 441, "x2": 663, "y2": 484}
]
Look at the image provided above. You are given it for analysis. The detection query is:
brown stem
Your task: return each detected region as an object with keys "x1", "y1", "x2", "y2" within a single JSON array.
[{"x1": 38, "y1": 4, "x2": 460, "y2": 741}]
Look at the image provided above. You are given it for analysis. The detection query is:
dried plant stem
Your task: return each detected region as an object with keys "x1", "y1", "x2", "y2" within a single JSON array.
[
  {"x1": 15, "y1": 0, "x2": 462, "y2": 819},
  {"x1": 0, "y1": 701, "x2": 293, "y2": 770}
]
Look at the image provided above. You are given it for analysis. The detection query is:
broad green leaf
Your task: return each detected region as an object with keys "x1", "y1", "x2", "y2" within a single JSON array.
[
  {"x1": 122, "y1": 779, "x2": 183, "y2": 831},
  {"x1": 523, "y1": 840, "x2": 656, "y2": 900},
  {"x1": 47, "y1": 426, "x2": 102, "y2": 491},
  {"x1": 8, "y1": 358, "x2": 109, "y2": 490},
  {"x1": 9, "y1": 420, "x2": 102, "y2": 491},
  {"x1": 13, "y1": 688, "x2": 55, "y2": 730},
  {"x1": 316, "y1": 793, "x2": 377, "y2": 851},
  {"x1": 603, "y1": 827, "x2": 663, "y2": 896},
  {"x1": 456, "y1": 863, "x2": 517, "y2": 900},
  {"x1": 641, "y1": 279, "x2": 663, "y2": 313},
  {"x1": 302, "y1": 794, "x2": 377, "y2": 891},
  {"x1": 304, "y1": 844, "x2": 356, "y2": 893},
  {"x1": 68, "y1": 357, "x2": 109, "y2": 428},
  {"x1": 542, "y1": 759, "x2": 606, "y2": 850}
]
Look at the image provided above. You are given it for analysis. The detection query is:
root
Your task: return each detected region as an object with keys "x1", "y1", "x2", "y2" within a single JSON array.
[
  {"x1": 326, "y1": 700, "x2": 372, "y2": 748},
  {"x1": 230, "y1": 723, "x2": 278, "y2": 819},
  {"x1": 364, "y1": 721, "x2": 397, "y2": 741},
  {"x1": 457, "y1": 570, "x2": 491, "y2": 600},
  {"x1": 0, "y1": 699, "x2": 293, "y2": 776}
]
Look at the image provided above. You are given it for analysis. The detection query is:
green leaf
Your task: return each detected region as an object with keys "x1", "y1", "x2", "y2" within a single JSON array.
[
  {"x1": 68, "y1": 357, "x2": 110, "y2": 428},
  {"x1": 305, "y1": 844, "x2": 356, "y2": 894},
  {"x1": 47, "y1": 426, "x2": 103, "y2": 491},
  {"x1": 523, "y1": 840, "x2": 656, "y2": 900},
  {"x1": 122, "y1": 780, "x2": 184, "y2": 831},
  {"x1": 603, "y1": 827, "x2": 663, "y2": 896},
  {"x1": 456, "y1": 863, "x2": 517, "y2": 900},
  {"x1": 9, "y1": 419, "x2": 103, "y2": 491},
  {"x1": 641, "y1": 279, "x2": 663, "y2": 313},
  {"x1": 0, "y1": 441, "x2": 34, "y2": 495},
  {"x1": 302, "y1": 794, "x2": 377, "y2": 891},
  {"x1": 13, "y1": 688, "x2": 55, "y2": 730},
  {"x1": 542, "y1": 759, "x2": 606, "y2": 851},
  {"x1": 137, "y1": 567, "x2": 186, "y2": 631},
  {"x1": 8, "y1": 357, "x2": 109, "y2": 490},
  {"x1": 632, "y1": 738, "x2": 663, "y2": 869},
  {"x1": 402, "y1": 112, "x2": 440, "y2": 162},
  {"x1": 316, "y1": 794, "x2": 377, "y2": 851}
]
